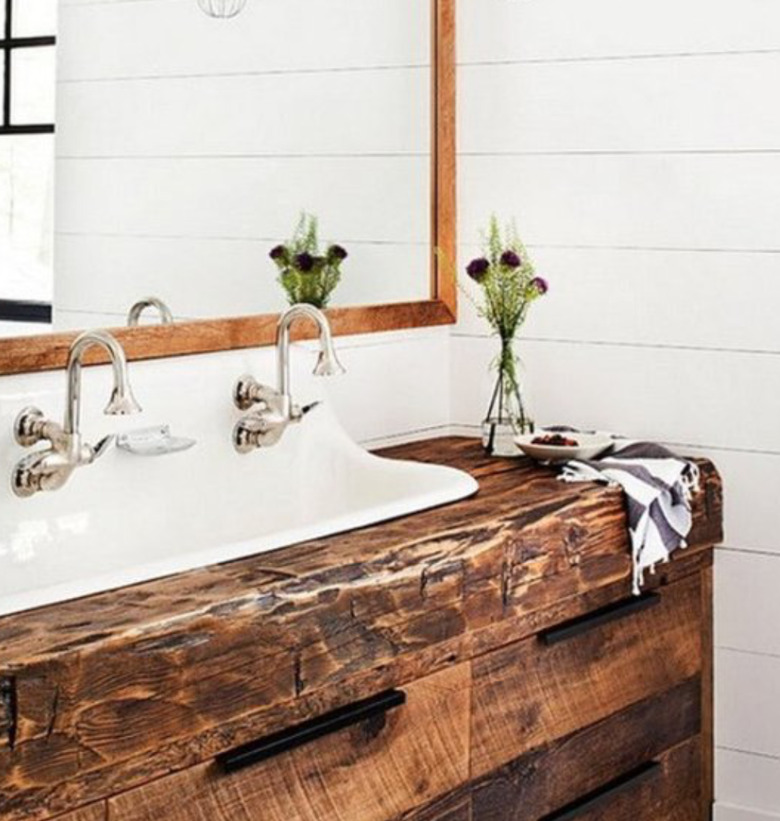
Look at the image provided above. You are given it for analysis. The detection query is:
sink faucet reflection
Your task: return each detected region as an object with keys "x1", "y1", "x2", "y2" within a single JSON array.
[
  {"x1": 233, "y1": 304, "x2": 345, "y2": 452},
  {"x1": 11, "y1": 330, "x2": 142, "y2": 498},
  {"x1": 127, "y1": 296, "x2": 174, "y2": 327}
]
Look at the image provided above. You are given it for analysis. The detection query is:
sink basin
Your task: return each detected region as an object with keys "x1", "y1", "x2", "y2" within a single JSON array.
[{"x1": 0, "y1": 402, "x2": 478, "y2": 617}]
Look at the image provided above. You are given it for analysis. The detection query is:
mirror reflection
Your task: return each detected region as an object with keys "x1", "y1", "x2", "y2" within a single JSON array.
[{"x1": 0, "y1": 0, "x2": 432, "y2": 339}]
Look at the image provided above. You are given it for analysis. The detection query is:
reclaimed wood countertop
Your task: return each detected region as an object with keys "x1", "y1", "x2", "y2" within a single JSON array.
[{"x1": 0, "y1": 437, "x2": 723, "y2": 820}]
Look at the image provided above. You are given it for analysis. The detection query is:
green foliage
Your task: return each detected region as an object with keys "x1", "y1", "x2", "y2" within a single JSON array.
[
  {"x1": 269, "y1": 213, "x2": 348, "y2": 309},
  {"x1": 473, "y1": 216, "x2": 544, "y2": 342}
]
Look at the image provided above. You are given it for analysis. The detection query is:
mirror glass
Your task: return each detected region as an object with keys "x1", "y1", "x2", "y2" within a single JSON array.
[{"x1": 0, "y1": 0, "x2": 432, "y2": 339}]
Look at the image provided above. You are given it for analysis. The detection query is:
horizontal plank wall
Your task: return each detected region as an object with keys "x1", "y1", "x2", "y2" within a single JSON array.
[{"x1": 453, "y1": 0, "x2": 780, "y2": 816}]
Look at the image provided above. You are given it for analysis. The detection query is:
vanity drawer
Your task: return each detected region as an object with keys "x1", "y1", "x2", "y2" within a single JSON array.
[
  {"x1": 545, "y1": 737, "x2": 701, "y2": 821},
  {"x1": 471, "y1": 679, "x2": 702, "y2": 820},
  {"x1": 472, "y1": 573, "x2": 703, "y2": 777},
  {"x1": 106, "y1": 664, "x2": 469, "y2": 821},
  {"x1": 476, "y1": 736, "x2": 701, "y2": 821}
]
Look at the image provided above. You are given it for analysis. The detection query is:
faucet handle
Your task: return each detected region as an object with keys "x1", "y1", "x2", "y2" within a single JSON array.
[
  {"x1": 233, "y1": 376, "x2": 282, "y2": 412},
  {"x1": 12, "y1": 449, "x2": 74, "y2": 497},
  {"x1": 234, "y1": 375, "x2": 261, "y2": 410},
  {"x1": 14, "y1": 407, "x2": 52, "y2": 448},
  {"x1": 233, "y1": 412, "x2": 286, "y2": 453}
]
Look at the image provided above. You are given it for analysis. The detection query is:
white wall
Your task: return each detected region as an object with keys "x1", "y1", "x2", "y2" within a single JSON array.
[{"x1": 454, "y1": 1, "x2": 780, "y2": 817}]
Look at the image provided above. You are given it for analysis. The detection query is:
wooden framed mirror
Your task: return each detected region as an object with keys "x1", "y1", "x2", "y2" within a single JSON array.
[{"x1": 0, "y1": 0, "x2": 455, "y2": 376}]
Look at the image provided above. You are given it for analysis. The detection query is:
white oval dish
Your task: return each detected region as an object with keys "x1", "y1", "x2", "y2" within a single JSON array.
[{"x1": 514, "y1": 431, "x2": 613, "y2": 463}]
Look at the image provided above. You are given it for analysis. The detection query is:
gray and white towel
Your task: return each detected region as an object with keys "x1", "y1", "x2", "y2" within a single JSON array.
[{"x1": 557, "y1": 437, "x2": 701, "y2": 595}]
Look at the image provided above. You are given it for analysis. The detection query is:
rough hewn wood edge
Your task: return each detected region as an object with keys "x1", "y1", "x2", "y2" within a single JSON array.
[
  {"x1": 0, "y1": 446, "x2": 722, "y2": 669},
  {"x1": 0, "y1": 0, "x2": 458, "y2": 377}
]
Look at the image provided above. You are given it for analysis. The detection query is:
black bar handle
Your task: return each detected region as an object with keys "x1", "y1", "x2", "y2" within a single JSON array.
[
  {"x1": 215, "y1": 689, "x2": 406, "y2": 774},
  {"x1": 539, "y1": 592, "x2": 661, "y2": 646},
  {"x1": 540, "y1": 761, "x2": 661, "y2": 821}
]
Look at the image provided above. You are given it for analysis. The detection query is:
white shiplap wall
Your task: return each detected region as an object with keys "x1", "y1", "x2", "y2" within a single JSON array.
[{"x1": 455, "y1": 1, "x2": 780, "y2": 818}]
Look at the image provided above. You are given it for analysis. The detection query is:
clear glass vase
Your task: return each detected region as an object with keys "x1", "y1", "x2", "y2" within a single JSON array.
[{"x1": 481, "y1": 337, "x2": 534, "y2": 457}]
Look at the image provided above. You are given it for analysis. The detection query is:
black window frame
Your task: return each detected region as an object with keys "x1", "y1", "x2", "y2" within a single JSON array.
[
  {"x1": 1, "y1": 0, "x2": 56, "y2": 134},
  {"x1": 0, "y1": 0, "x2": 56, "y2": 324}
]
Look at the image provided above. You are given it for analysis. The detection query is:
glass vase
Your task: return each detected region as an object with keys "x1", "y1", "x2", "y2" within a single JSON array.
[{"x1": 481, "y1": 336, "x2": 534, "y2": 457}]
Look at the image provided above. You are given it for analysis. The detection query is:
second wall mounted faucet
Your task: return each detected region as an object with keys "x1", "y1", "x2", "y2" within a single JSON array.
[{"x1": 233, "y1": 305, "x2": 345, "y2": 452}]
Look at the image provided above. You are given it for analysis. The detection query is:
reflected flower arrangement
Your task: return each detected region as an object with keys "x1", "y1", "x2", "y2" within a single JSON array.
[{"x1": 269, "y1": 213, "x2": 349, "y2": 310}]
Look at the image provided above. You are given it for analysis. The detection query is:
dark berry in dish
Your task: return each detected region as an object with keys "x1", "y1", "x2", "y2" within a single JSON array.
[{"x1": 531, "y1": 434, "x2": 579, "y2": 447}]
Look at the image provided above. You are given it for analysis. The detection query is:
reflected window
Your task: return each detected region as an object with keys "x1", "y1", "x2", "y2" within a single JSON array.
[{"x1": 0, "y1": 0, "x2": 56, "y2": 330}]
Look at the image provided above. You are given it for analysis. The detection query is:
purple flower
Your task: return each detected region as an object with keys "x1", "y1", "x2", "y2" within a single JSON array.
[
  {"x1": 500, "y1": 250, "x2": 522, "y2": 269},
  {"x1": 466, "y1": 257, "x2": 490, "y2": 283},
  {"x1": 295, "y1": 252, "x2": 315, "y2": 272},
  {"x1": 531, "y1": 276, "x2": 549, "y2": 295},
  {"x1": 269, "y1": 244, "x2": 287, "y2": 262},
  {"x1": 327, "y1": 244, "x2": 348, "y2": 262}
]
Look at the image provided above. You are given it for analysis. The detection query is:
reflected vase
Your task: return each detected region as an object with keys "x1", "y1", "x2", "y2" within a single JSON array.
[{"x1": 481, "y1": 337, "x2": 534, "y2": 457}]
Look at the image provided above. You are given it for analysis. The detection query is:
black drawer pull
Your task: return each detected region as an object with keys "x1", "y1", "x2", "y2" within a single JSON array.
[
  {"x1": 540, "y1": 592, "x2": 661, "y2": 646},
  {"x1": 540, "y1": 761, "x2": 661, "y2": 821},
  {"x1": 215, "y1": 689, "x2": 406, "y2": 773}
]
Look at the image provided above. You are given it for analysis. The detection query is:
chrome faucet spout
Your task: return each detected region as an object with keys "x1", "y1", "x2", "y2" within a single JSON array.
[
  {"x1": 276, "y1": 304, "x2": 345, "y2": 400},
  {"x1": 65, "y1": 330, "x2": 142, "y2": 435},
  {"x1": 127, "y1": 296, "x2": 174, "y2": 327}
]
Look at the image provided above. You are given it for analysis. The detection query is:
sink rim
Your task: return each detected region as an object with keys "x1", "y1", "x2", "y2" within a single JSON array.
[{"x1": 0, "y1": 457, "x2": 478, "y2": 618}]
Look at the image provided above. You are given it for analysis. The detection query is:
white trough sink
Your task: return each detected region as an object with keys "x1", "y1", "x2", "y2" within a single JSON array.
[{"x1": 0, "y1": 402, "x2": 478, "y2": 617}]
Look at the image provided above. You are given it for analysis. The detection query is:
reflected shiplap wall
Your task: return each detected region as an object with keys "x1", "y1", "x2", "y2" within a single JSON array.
[
  {"x1": 53, "y1": 0, "x2": 431, "y2": 327},
  {"x1": 454, "y1": 1, "x2": 780, "y2": 818}
]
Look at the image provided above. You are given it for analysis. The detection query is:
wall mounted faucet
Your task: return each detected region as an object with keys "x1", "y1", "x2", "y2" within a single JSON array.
[
  {"x1": 127, "y1": 296, "x2": 174, "y2": 327},
  {"x1": 233, "y1": 304, "x2": 345, "y2": 452},
  {"x1": 11, "y1": 330, "x2": 142, "y2": 498}
]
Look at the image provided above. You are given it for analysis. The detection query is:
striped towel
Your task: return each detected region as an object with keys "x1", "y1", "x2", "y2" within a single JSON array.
[{"x1": 557, "y1": 437, "x2": 701, "y2": 595}]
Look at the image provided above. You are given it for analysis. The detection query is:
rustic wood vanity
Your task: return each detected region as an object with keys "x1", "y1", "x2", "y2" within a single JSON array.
[{"x1": 0, "y1": 438, "x2": 723, "y2": 821}]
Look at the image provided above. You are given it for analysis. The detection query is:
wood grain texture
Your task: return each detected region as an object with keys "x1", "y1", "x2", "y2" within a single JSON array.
[
  {"x1": 404, "y1": 794, "x2": 471, "y2": 821},
  {"x1": 0, "y1": 0, "x2": 457, "y2": 377},
  {"x1": 470, "y1": 680, "x2": 701, "y2": 820},
  {"x1": 0, "y1": 299, "x2": 456, "y2": 376},
  {"x1": 431, "y1": 0, "x2": 456, "y2": 311},
  {"x1": 51, "y1": 805, "x2": 106, "y2": 821},
  {"x1": 471, "y1": 572, "x2": 703, "y2": 777},
  {"x1": 0, "y1": 439, "x2": 722, "y2": 820},
  {"x1": 106, "y1": 664, "x2": 469, "y2": 821},
  {"x1": 0, "y1": 676, "x2": 15, "y2": 752}
]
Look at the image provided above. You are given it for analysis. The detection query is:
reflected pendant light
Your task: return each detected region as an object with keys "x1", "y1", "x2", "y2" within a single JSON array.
[{"x1": 197, "y1": 0, "x2": 247, "y2": 18}]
